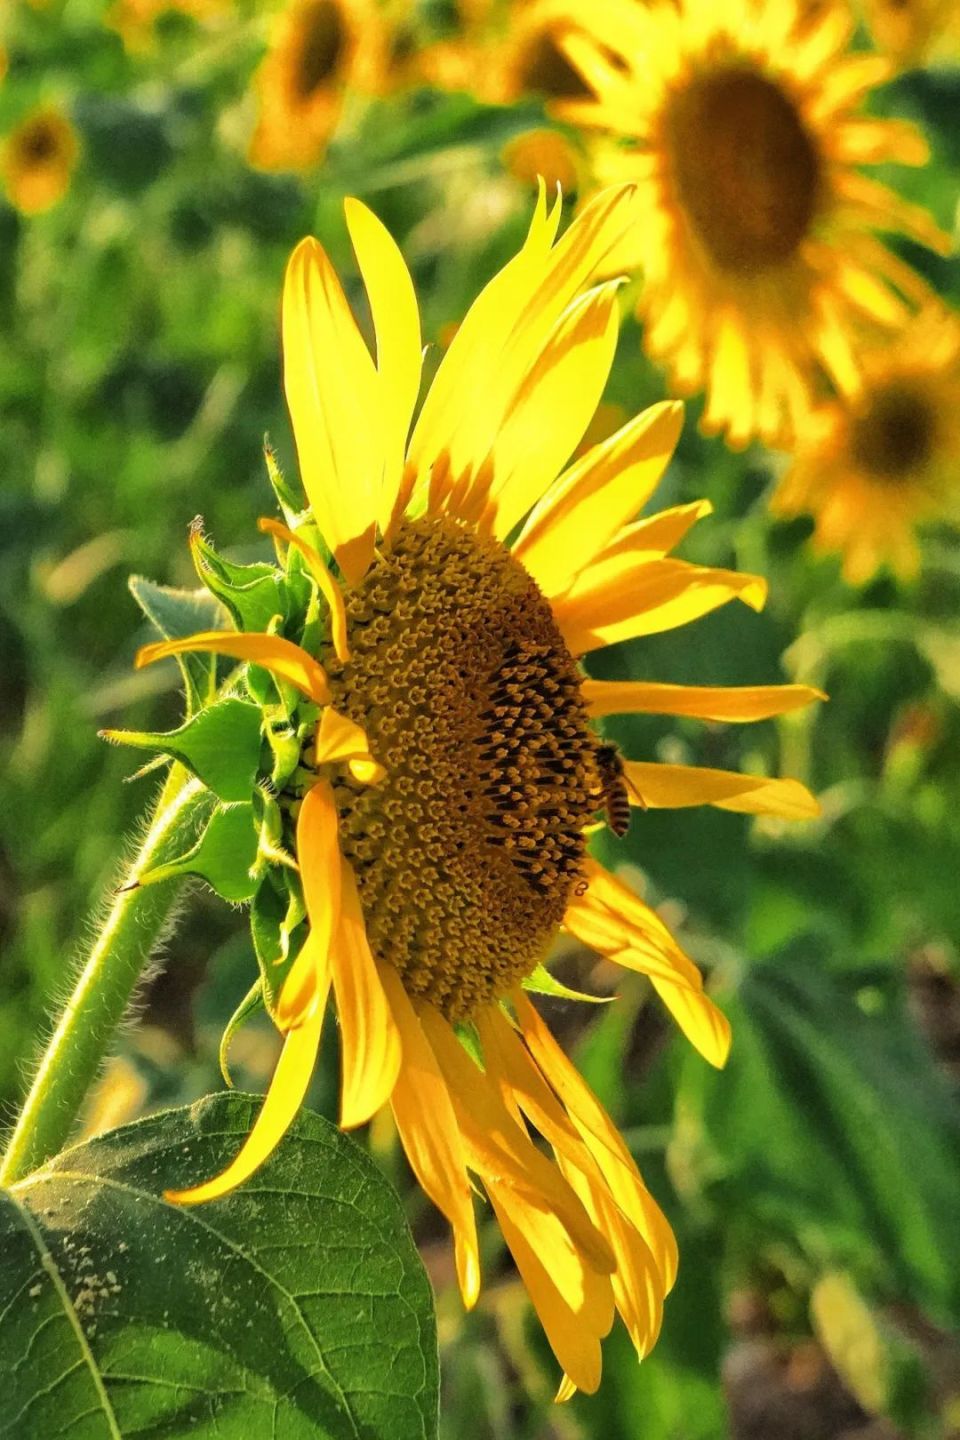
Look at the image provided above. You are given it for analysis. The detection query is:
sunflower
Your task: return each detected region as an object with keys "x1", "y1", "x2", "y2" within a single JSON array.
[
  {"x1": 248, "y1": 0, "x2": 390, "y2": 172},
  {"x1": 136, "y1": 186, "x2": 821, "y2": 1396},
  {"x1": 1, "y1": 105, "x2": 78, "y2": 216},
  {"x1": 860, "y1": 0, "x2": 960, "y2": 67},
  {"x1": 420, "y1": 0, "x2": 593, "y2": 108},
  {"x1": 558, "y1": 0, "x2": 950, "y2": 448},
  {"x1": 772, "y1": 310, "x2": 960, "y2": 583}
]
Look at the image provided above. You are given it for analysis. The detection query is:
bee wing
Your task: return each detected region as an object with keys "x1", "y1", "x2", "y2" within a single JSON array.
[{"x1": 622, "y1": 772, "x2": 648, "y2": 810}]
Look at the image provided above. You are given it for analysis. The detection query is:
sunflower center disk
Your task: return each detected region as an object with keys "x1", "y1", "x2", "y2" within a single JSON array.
[
  {"x1": 664, "y1": 66, "x2": 820, "y2": 274},
  {"x1": 851, "y1": 382, "x2": 937, "y2": 481},
  {"x1": 294, "y1": 0, "x2": 347, "y2": 98},
  {"x1": 325, "y1": 516, "x2": 597, "y2": 1021}
]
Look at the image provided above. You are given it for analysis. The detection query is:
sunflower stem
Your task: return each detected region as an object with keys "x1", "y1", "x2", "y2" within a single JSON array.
[{"x1": 0, "y1": 769, "x2": 209, "y2": 1186}]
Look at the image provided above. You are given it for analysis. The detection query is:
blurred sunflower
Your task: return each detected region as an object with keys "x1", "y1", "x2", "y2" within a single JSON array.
[
  {"x1": 248, "y1": 0, "x2": 392, "y2": 172},
  {"x1": 1, "y1": 105, "x2": 78, "y2": 216},
  {"x1": 137, "y1": 186, "x2": 821, "y2": 1396},
  {"x1": 559, "y1": 0, "x2": 950, "y2": 447},
  {"x1": 773, "y1": 310, "x2": 960, "y2": 583},
  {"x1": 860, "y1": 0, "x2": 960, "y2": 67},
  {"x1": 421, "y1": 0, "x2": 591, "y2": 107}
]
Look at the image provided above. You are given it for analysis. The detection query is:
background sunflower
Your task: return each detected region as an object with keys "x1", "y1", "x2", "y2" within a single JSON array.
[{"x1": 1, "y1": 0, "x2": 959, "y2": 1437}]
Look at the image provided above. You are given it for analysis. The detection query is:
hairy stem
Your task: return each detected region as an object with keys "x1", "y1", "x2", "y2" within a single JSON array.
[{"x1": 0, "y1": 770, "x2": 210, "y2": 1185}]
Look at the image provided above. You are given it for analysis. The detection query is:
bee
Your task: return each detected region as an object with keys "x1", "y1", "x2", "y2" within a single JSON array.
[{"x1": 593, "y1": 743, "x2": 646, "y2": 837}]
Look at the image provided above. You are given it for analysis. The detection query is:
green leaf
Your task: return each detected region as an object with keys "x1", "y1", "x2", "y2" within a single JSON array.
[
  {"x1": 140, "y1": 801, "x2": 259, "y2": 901},
  {"x1": 129, "y1": 575, "x2": 226, "y2": 715},
  {"x1": 190, "y1": 524, "x2": 286, "y2": 635},
  {"x1": 101, "y1": 697, "x2": 263, "y2": 803},
  {"x1": 0, "y1": 1094, "x2": 439, "y2": 1439}
]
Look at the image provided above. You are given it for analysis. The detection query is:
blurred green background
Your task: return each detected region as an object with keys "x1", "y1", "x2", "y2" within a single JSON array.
[{"x1": 2, "y1": 1, "x2": 960, "y2": 1436}]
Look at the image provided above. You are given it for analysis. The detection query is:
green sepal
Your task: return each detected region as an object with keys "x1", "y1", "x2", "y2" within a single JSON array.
[
  {"x1": 251, "y1": 784, "x2": 297, "y2": 875},
  {"x1": 189, "y1": 519, "x2": 286, "y2": 635},
  {"x1": 521, "y1": 963, "x2": 615, "y2": 1005},
  {"x1": 263, "y1": 715, "x2": 309, "y2": 790},
  {"x1": 137, "y1": 801, "x2": 259, "y2": 901},
  {"x1": 128, "y1": 574, "x2": 225, "y2": 715},
  {"x1": 263, "y1": 434, "x2": 306, "y2": 516},
  {"x1": 251, "y1": 870, "x2": 308, "y2": 1018},
  {"x1": 219, "y1": 978, "x2": 266, "y2": 1086},
  {"x1": 101, "y1": 697, "x2": 263, "y2": 803},
  {"x1": 454, "y1": 1020, "x2": 484, "y2": 1068}
]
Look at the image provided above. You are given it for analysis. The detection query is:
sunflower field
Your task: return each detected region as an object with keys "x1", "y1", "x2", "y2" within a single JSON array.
[{"x1": 2, "y1": 1, "x2": 960, "y2": 1437}]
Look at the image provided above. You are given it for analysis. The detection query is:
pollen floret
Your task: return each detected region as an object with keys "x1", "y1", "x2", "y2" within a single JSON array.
[{"x1": 327, "y1": 515, "x2": 597, "y2": 1019}]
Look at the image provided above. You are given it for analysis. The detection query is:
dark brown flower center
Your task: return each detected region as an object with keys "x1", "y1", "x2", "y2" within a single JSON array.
[
  {"x1": 850, "y1": 381, "x2": 937, "y2": 481},
  {"x1": 663, "y1": 65, "x2": 821, "y2": 274},
  {"x1": 517, "y1": 29, "x2": 593, "y2": 100},
  {"x1": 20, "y1": 122, "x2": 59, "y2": 165},
  {"x1": 325, "y1": 516, "x2": 596, "y2": 1020},
  {"x1": 293, "y1": 0, "x2": 347, "y2": 99}
]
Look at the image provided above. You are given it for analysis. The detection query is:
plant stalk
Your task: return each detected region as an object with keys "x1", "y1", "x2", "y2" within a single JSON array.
[{"x1": 0, "y1": 770, "x2": 208, "y2": 1186}]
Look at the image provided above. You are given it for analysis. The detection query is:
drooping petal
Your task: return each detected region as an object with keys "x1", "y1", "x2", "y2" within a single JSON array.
[
  {"x1": 566, "y1": 861, "x2": 732, "y2": 1069},
  {"x1": 276, "y1": 780, "x2": 342, "y2": 1029},
  {"x1": 332, "y1": 860, "x2": 402, "y2": 1128},
  {"x1": 513, "y1": 989, "x2": 679, "y2": 1290},
  {"x1": 380, "y1": 964, "x2": 480, "y2": 1308},
  {"x1": 489, "y1": 1187, "x2": 606, "y2": 1396},
  {"x1": 512, "y1": 401, "x2": 685, "y2": 597},
  {"x1": 419, "y1": 1003, "x2": 615, "y2": 1275},
  {"x1": 164, "y1": 995, "x2": 327, "y2": 1205},
  {"x1": 258, "y1": 516, "x2": 350, "y2": 661},
  {"x1": 344, "y1": 198, "x2": 423, "y2": 530},
  {"x1": 136, "y1": 631, "x2": 329, "y2": 704},
  {"x1": 582, "y1": 679, "x2": 825, "y2": 721},
  {"x1": 621, "y1": 761, "x2": 821, "y2": 818},
  {"x1": 282, "y1": 236, "x2": 380, "y2": 583}
]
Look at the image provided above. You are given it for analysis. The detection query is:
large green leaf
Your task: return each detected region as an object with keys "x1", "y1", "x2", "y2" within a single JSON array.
[{"x1": 0, "y1": 1094, "x2": 439, "y2": 1440}]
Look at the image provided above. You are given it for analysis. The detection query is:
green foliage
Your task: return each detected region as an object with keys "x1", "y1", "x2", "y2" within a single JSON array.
[
  {"x1": 0, "y1": 1094, "x2": 439, "y2": 1440},
  {"x1": 675, "y1": 941, "x2": 960, "y2": 1320},
  {"x1": 102, "y1": 696, "x2": 264, "y2": 802}
]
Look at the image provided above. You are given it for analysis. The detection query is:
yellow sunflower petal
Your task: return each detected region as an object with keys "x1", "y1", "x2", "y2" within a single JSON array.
[
  {"x1": 312, "y1": 706, "x2": 384, "y2": 784},
  {"x1": 513, "y1": 989, "x2": 679, "y2": 1289},
  {"x1": 332, "y1": 861, "x2": 402, "y2": 1128},
  {"x1": 554, "y1": 558, "x2": 767, "y2": 654},
  {"x1": 135, "y1": 630, "x2": 329, "y2": 704},
  {"x1": 582, "y1": 680, "x2": 826, "y2": 721},
  {"x1": 344, "y1": 198, "x2": 423, "y2": 530},
  {"x1": 489, "y1": 1186, "x2": 606, "y2": 1395},
  {"x1": 489, "y1": 280, "x2": 623, "y2": 540},
  {"x1": 557, "y1": 1149, "x2": 664, "y2": 1358},
  {"x1": 407, "y1": 182, "x2": 561, "y2": 495},
  {"x1": 164, "y1": 996, "x2": 327, "y2": 1205},
  {"x1": 621, "y1": 761, "x2": 821, "y2": 818},
  {"x1": 258, "y1": 516, "x2": 349, "y2": 661},
  {"x1": 643, "y1": 974, "x2": 732, "y2": 1070},
  {"x1": 419, "y1": 1003, "x2": 615, "y2": 1276},
  {"x1": 282, "y1": 236, "x2": 380, "y2": 582},
  {"x1": 380, "y1": 964, "x2": 480, "y2": 1308},
  {"x1": 276, "y1": 780, "x2": 343, "y2": 1029},
  {"x1": 512, "y1": 400, "x2": 685, "y2": 596},
  {"x1": 411, "y1": 183, "x2": 638, "y2": 503}
]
